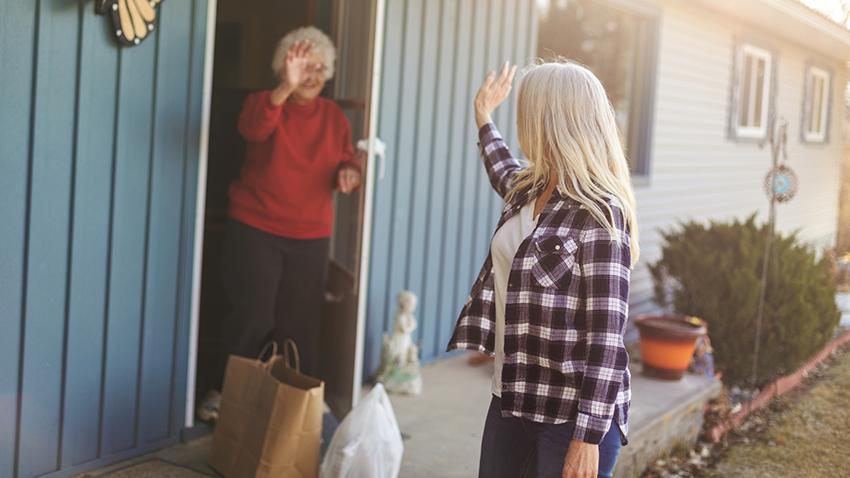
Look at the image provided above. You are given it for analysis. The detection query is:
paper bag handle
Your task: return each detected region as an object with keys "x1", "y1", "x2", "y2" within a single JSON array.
[
  {"x1": 257, "y1": 341, "x2": 278, "y2": 366},
  {"x1": 282, "y1": 339, "x2": 301, "y2": 373}
]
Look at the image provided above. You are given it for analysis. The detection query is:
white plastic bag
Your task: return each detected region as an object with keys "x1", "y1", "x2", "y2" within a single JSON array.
[{"x1": 319, "y1": 383, "x2": 404, "y2": 478}]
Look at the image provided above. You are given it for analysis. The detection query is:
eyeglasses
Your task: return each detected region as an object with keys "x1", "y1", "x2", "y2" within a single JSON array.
[{"x1": 305, "y1": 63, "x2": 328, "y2": 75}]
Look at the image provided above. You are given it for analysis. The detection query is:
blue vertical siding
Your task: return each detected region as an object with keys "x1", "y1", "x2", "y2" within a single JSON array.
[
  {"x1": 61, "y1": 5, "x2": 120, "y2": 468},
  {"x1": 405, "y1": 0, "x2": 442, "y2": 351},
  {"x1": 18, "y1": 2, "x2": 80, "y2": 475},
  {"x1": 0, "y1": 1, "x2": 209, "y2": 476},
  {"x1": 102, "y1": 22, "x2": 157, "y2": 456},
  {"x1": 365, "y1": 0, "x2": 536, "y2": 378},
  {"x1": 437, "y1": 0, "x2": 475, "y2": 357},
  {"x1": 457, "y1": 0, "x2": 489, "y2": 305},
  {"x1": 384, "y1": 0, "x2": 423, "y2": 344},
  {"x1": 420, "y1": 0, "x2": 457, "y2": 358},
  {"x1": 0, "y1": 1, "x2": 38, "y2": 476},
  {"x1": 138, "y1": 1, "x2": 196, "y2": 446}
]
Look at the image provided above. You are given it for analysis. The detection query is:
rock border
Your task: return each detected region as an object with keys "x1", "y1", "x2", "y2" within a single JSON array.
[{"x1": 706, "y1": 328, "x2": 850, "y2": 442}]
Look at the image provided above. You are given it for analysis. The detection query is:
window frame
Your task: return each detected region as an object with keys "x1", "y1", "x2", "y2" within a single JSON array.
[
  {"x1": 801, "y1": 65, "x2": 831, "y2": 144},
  {"x1": 533, "y1": 0, "x2": 661, "y2": 179},
  {"x1": 731, "y1": 43, "x2": 774, "y2": 140},
  {"x1": 625, "y1": 5, "x2": 661, "y2": 179}
]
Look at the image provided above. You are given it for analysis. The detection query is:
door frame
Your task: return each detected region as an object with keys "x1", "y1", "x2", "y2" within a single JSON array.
[
  {"x1": 183, "y1": 0, "x2": 386, "y2": 427},
  {"x1": 184, "y1": 0, "x2": 218, "y2": 429},
  {"x1": 350, "y1": 0, "x2": 387, "y2": 406}
]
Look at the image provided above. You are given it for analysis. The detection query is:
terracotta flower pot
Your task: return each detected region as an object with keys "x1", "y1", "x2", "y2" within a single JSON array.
[{"x1": 635, "y1": 315, "x2": 707, "y2": 380}]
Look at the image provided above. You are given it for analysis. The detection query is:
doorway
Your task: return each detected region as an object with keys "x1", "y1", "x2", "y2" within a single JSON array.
[{"x1": 193, "y1": 0, "x2": 378, "y2": 426}]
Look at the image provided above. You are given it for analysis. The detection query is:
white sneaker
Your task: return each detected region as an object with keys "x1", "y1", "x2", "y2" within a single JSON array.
[{"x1": 198, "y1": 390, "x2": 221, "y2": 422}]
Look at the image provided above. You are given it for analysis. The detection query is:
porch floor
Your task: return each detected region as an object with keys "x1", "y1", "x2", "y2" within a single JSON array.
[
  {"x1": 388, "y1": 353, "x2": 721, "y2": 478},
  {"x1": 77, "y1": 354, "x2": 720, "y2": 478}
]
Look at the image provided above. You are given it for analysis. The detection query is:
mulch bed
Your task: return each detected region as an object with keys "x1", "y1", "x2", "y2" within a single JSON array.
[{"x1": 640, "y1": 339, "x2": 850, "y2": 478}]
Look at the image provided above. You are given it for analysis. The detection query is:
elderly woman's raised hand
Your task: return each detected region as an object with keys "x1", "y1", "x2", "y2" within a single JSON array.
[
  {"x1": 474, "y1": 61, "x2": 517, "y2": 128},
  {"x1": 284, "y1": 40, "x2": 314, "y2": 88},
  {"x1": 271, "y1": 40, "x2": 314, "y2": 105}
]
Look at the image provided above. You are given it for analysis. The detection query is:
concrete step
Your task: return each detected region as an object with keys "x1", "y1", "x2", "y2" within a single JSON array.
[{"x1": 614, "y1": 367, "x2": 721, "y2": 477}]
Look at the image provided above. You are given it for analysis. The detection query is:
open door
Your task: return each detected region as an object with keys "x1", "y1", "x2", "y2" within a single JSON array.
[
  {"x1": 322, "y1": 0, "x2": 386, "y2": 415},
  {"x1": 194, "y1": 0, "x2": 385, "y2": 426}
]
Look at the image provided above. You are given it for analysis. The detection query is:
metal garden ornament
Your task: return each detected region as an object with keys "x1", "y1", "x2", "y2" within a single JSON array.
[
  {"x1": 751, "y1": 116, "x2": 796, "y2": 391},
  {"x1": 763, "y1": 119, "x2": 798, "y2": 203}
]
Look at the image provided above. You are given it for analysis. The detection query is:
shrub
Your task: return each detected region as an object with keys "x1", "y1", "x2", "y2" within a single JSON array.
[{"x1": 649, "y1": 214, "x2": 840, "y2": 387}]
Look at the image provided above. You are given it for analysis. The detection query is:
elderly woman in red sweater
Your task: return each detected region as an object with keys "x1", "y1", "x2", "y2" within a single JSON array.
[{"x1": 223, "y1": 26, "x2": 360, "y2": 378}]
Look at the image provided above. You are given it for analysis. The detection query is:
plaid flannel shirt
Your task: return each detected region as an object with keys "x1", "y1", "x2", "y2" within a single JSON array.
[{"x1": 447, "y1": 123, "x2": 632, "y2": 445}]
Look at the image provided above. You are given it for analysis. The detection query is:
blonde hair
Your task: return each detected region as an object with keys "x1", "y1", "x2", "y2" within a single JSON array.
[
  {"x1": 510, "y1": 60, "x2": 640, "y2": 265},
  {"x1": 271, "y1": 26, "x2": 336, "y2": 80}
]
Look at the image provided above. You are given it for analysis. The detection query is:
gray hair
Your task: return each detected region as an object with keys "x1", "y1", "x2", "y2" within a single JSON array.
[{"x1": 271, "y1": 26, "x2": 336, "y2": 81}]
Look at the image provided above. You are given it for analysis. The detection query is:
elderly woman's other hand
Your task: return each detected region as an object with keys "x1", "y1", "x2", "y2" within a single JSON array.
[
  {"x1": 474, "y1": 61, "x2": 517, "y2": 128},
  {"x1": 337, "y1": 166, "x2": 361, "y2": 194}
]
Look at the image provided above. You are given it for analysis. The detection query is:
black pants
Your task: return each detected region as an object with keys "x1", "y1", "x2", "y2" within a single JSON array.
[{"x1": 221, "y1": 219, "x2": 329, "y2": 378}]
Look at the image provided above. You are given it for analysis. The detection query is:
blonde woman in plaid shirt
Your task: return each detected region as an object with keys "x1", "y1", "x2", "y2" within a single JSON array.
[{"x1": 447, "y1": 60, "x2": 639, "y2": 478}]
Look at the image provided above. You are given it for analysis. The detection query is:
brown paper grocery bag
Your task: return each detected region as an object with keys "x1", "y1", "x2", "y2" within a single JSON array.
[{"x1": 210, "y1": 340, "x2": 324, "y2": 478}]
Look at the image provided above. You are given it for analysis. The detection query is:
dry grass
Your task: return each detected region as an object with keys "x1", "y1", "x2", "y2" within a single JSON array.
[{"x1": 708, "y1": 348, "x2": 850, "y2": 478}]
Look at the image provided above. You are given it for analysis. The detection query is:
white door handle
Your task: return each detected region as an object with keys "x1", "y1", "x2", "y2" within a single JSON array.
[{"x1": 357, "y1": 137, "x2": 387, "y2": 180}]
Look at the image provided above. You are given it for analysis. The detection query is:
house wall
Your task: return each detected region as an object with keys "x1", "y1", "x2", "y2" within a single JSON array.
[
  {"x1": 362, "y1": 0, "x2": 848, "y2": 374},
  {"x1": 0, "y1": 1, "x2": 208, "y2": 476},
  {"x1": 629, "y1": 0, "x2": 848, "y2": 314}
]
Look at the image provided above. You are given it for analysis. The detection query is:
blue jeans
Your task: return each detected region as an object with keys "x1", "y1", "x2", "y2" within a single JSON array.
[{"x1": 479, "y1": 396, "x2": 623, "y2": 478}]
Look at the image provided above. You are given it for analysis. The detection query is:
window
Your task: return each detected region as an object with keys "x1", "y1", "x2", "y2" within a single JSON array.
[
  {"x1": 536, "y1": 0, "x2": 659, "y2": 176},
  {"x1": 803, "y1": 66, "x2": 831, "y2": 143},
  {"x1": 733, "y1": 44, "x2": 773, "y2": 139}
]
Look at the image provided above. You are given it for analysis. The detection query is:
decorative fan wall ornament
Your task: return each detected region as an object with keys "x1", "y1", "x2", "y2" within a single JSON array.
[{"x1": 95, "y1": 0, "x2": 163, "y2": 47}]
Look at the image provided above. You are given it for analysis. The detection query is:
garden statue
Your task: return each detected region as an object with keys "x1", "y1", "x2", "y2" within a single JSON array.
[{"x1": 377, "y1": 290, "x2": 423, "y2": 395}]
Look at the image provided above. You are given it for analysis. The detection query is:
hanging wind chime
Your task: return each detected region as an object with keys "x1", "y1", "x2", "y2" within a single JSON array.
[
  {"x1": 750, "y1": 116, "x2": 798, "y2": 391},
  {"x1": 95, "y1": 0, "x2": 164, "y2": 47}
]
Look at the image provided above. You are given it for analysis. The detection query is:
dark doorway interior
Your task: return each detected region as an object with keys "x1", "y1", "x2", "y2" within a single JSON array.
[{"x1": 195, "y1": 0, "x2": 367, "y2": 425}]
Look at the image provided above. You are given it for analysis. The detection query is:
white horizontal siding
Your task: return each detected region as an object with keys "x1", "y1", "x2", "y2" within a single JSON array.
[{"x1": 630, "y1": 0, "x2": 847, "y2": 315}]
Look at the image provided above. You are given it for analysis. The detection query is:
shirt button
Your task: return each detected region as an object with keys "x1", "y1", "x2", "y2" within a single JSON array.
[
  {"x1": 508, "y1": 282, "x2": 514, "y2": 288},
  {"x1": 555, "y1": 245, "x2": 561, "y2": 250}
]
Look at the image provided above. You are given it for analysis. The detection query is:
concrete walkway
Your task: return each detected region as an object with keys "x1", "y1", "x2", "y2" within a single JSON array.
[
  {"x1": 389, "y1": 353, "x2": 721, "y2": 478},
  {"x1": 79, "y1": 353, "x2": 719, "y2": 478},
  {"x1": 388, "y1": 353, "x2": 493, "y2": 478}
]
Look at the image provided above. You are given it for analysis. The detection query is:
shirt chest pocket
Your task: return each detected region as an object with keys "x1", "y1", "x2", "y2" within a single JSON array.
[{"x1": 530, "y1": 235, "x2": 578, "y2": 289}]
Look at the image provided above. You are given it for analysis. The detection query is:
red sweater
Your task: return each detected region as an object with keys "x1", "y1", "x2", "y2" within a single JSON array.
[{"x1": 229, "y1": 91, "x2": 359, "y2": 239}]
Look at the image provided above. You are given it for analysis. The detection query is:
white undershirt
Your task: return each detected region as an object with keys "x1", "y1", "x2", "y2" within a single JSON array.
[{"x1": 491, "y1": 202, "x2": 539, "y2": 397}]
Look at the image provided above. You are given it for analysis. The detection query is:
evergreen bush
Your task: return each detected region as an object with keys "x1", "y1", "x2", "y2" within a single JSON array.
[{"x1": 649, "y1": 214, "x2": 840, "y2": 387}]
